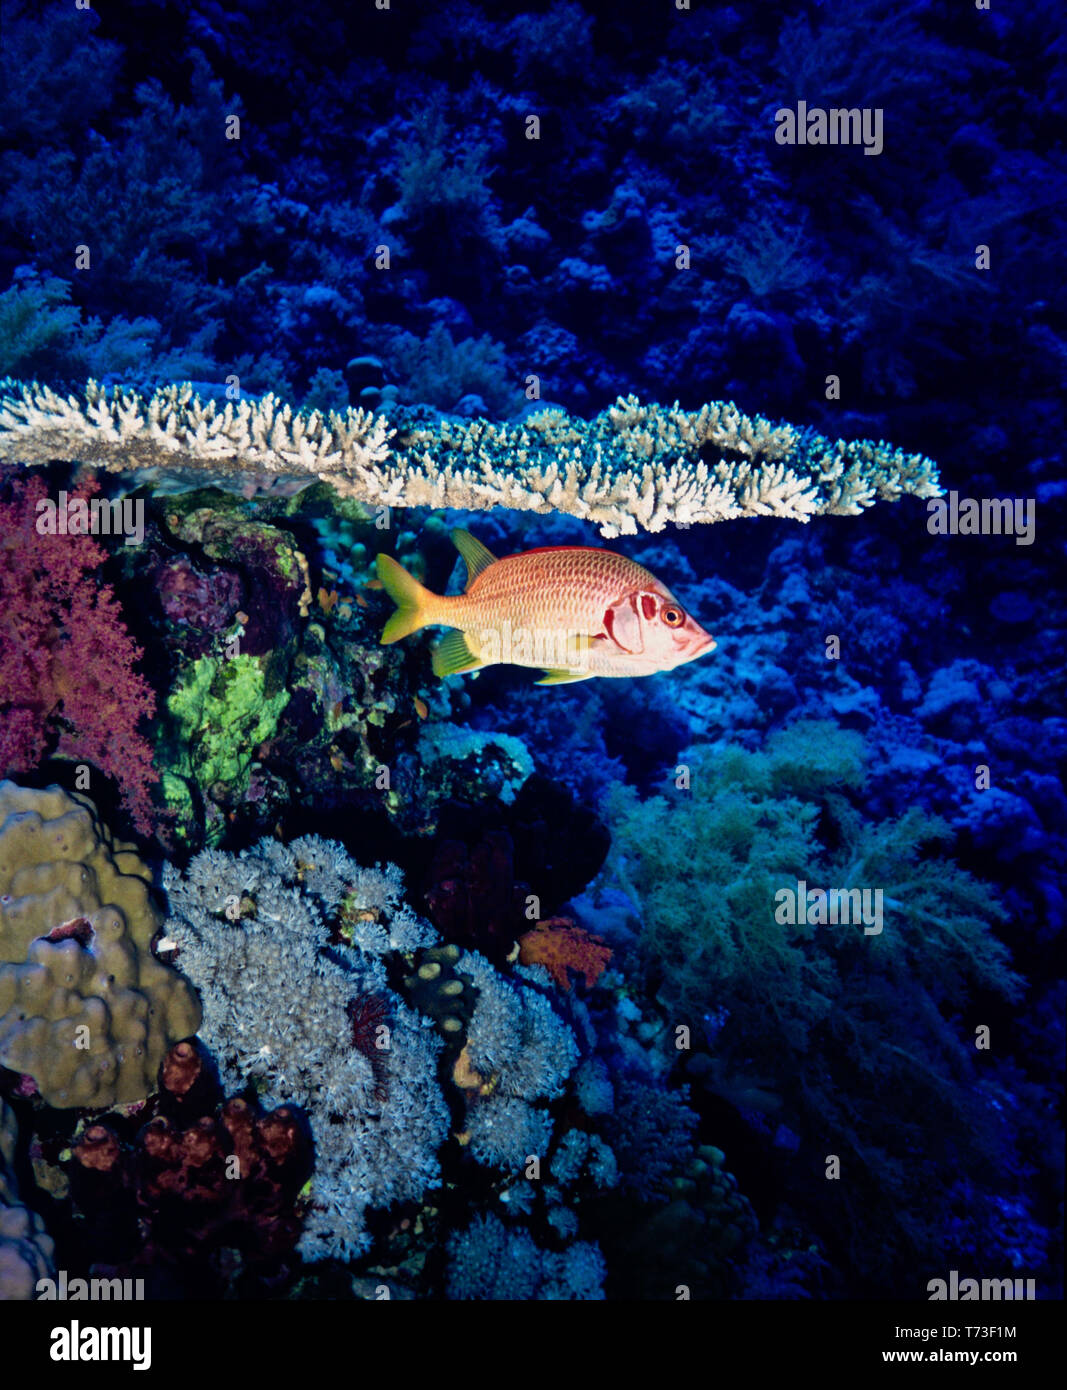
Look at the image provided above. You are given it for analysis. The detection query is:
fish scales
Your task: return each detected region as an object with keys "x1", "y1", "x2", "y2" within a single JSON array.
[{"x1": 443, "y1": 551, "x2": 661, "y2": 636}]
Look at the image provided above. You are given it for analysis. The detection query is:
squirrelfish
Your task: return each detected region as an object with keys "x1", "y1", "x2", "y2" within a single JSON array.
[{"x1": 376, "y1": 529, "x2": 715, "y2": 683}]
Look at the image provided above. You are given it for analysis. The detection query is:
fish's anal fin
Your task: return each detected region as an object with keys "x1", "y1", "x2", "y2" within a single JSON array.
[
  {"x1": 432, "y1": 630, "x2": 487, "y2": 678},
  {"x1": 452, "y1": 529, "x2": 498, "y2": 590},
  {"x1": 535, "y1": 669, "x2": 595, "y2": 685}
]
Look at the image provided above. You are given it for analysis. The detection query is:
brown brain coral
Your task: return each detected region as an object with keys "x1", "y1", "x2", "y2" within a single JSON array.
[{"x1": 0, "y1": 782, "x2": 201, "y2": 1108}]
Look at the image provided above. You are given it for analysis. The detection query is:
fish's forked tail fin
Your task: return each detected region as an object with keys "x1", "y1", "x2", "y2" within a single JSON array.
[{"x1": 376, "y1": 553, "x2": 434, "y2": 644}]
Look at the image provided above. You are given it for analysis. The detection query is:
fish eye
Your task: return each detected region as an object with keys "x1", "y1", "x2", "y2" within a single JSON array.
[{"x1": 662, "y1": 606, "x2": 684, "y2": 628}]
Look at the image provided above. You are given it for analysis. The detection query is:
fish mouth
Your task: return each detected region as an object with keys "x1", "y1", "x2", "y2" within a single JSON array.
[{"x1": 692, "y1": 632, "x2": 717, "y2": 655}]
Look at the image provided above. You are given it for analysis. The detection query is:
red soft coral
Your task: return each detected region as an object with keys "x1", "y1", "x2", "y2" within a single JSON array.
[
  {"x1": 517, "y1": 916, "x2": 612, "y2": 991},
  {"x1": 0, "y1": 471, "x2": 159, "y2": 833}
]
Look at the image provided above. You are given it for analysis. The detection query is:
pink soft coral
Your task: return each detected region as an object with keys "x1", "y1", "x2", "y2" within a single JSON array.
[{"x1": 0, "y1": 471, "x2": 159, "y2": 834}]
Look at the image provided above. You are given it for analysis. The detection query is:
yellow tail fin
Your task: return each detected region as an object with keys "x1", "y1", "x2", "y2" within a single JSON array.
[{"x1": 376, "y1": 553, "x2": 434, "y2": 644}]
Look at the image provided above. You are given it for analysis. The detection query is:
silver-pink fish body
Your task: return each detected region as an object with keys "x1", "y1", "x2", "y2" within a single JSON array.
[{"x1": 428, "y1": 545, "x2": 715, "y2": 679}]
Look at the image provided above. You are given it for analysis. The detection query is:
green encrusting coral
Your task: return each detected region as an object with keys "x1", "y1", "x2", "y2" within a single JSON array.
[
  {"x1": 163, "y1": 654, "x2": 290, "y2": 843},
  {"x1": 603, "y1": 719, "x2": 1026, "y2": 1285}
]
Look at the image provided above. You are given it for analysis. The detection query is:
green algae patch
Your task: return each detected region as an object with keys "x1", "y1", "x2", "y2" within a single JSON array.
[{"x1": 162, "y1": 654, "x2": 290, "y2": 842}]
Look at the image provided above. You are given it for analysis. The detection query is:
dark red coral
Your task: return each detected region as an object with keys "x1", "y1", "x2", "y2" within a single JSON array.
[
  {"x1": 65, "y1": 1042, "x2": 311, "y2": 1294},
  {"x1": 159, "y1": 1039, "x2": 202, "y2": 1098},
  {"x1": 156, "y1": 554, "x2": 243, "y2": 634},
  {"x1": 42, "y1": 915, "x2": 95, "y2": 948},
  {"x1": 424, "y1": 830, "x2": 529, "y2": 955},
  {"x1": 0, "y1": 471, "x2": 159, "y2": 834},
  {"x1": 421, "y1": 779, "x2": 610, "y2": 960},
  {"x1": 347, "y1": 992, "x2": 393, "y2": 1102},
  {"x1": 72, "y1": 1124, "x2": 122, "y2": 1174}
]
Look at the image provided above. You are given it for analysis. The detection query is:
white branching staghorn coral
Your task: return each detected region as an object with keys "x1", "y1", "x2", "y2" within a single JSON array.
[
  {"x1": 0, "y1": 379, "x2": 395, "y2": 500},
  {"x1": 0, "y1": 378, "x2": 941, "y2": 536}
]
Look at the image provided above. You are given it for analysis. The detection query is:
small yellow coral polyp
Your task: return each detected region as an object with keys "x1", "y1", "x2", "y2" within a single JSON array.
[
  {"x1": 452, "y1": 1044, "x2": 486, "y2": 1092},
  {"x1": 0, "y1": 782, "x2": 201, "y2": 1108}
]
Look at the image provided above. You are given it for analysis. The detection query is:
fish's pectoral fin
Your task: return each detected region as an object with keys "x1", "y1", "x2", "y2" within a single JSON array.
[
  {"x1": 452, "y1": 529, "x2": 498, "y2": 590},
  {"x1": 535, "y1": 668, "x2": 595, "y2": 685},
  {"x1": 432, "y1": 630, "x2": 488, "y2": 678}
]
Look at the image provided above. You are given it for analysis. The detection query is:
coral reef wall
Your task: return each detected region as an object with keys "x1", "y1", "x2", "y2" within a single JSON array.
[
  {"x1": 0, "y1": 1096, "x2": 54, "y2": 1300},
  {"x1": 0, "y1": 0, "x2": 1060, "y2": 1314},
  {"x1": 0, "y1": 782, "x2": 200, "y2": 1107}
]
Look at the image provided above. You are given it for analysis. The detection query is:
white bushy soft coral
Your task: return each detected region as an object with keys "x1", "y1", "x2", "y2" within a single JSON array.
[
  {"x1": 163, "y1": 837, "x2": 447, "y2": 1261},
  {"x1": 550, "y1": 1128, "x2": 618, "y2": 1188},
  {"x1": 289, "y1": 834, "x2": 356, "y2": 909},
  {"x1": 447, "y1": 1213, "x2": 606, "y2": 1300},
  {"x1": 349, "y1": 858, "x2": 406, "y2": 912},
  {"x1": 573, "y1": 1057, "x2": 614, "y2": 1116},
  {"x1": 252, "y1": 837, "x2": 298, "y2": 883},
  {"x1": 468, "y1": 1096, "x2": 554, "y2": 1170},
  {"x1": 283, "y1": 835, "x2": 436, "y2": 952},
  {"x1": 460, "y1": 951, "x2": 579, "y2": 1095},
  {"x1": 181, "y1": 847, "x2": 248, "y2": 913},
  {"x1": 457, "y1": 951, "x2": 581, "y2": 1177},
  {"x1": 539, "y1": 1240, "x2": 607, "y2": 1301}
]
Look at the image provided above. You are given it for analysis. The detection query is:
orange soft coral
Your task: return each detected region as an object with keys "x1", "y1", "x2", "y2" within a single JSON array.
[{"x1": 517, "y1": 916, "x2": 612, "y2": 991}]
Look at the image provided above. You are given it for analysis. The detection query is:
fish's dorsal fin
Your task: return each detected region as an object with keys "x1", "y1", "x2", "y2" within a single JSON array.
[
  {"x1": 432, "y1": 630, "x2": 487, "y2": 677},
  {"x1": 452, "y1": 529, "x2": 497, "y2": 590}
]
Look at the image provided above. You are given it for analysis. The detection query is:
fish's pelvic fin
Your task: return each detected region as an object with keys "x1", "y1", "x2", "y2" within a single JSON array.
[
  {"x1": 536, "y1": 668, "x2": 595, "y2": 685},
  {"x1": 432, "y1": 630, "x2": 487, "y2": 678},
  {"x1": 377, "y1": 553, "x2": 433, "y2": 644},
  {"x1": 452, "y1": 529, "x2": 497, "y2": 589}
]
